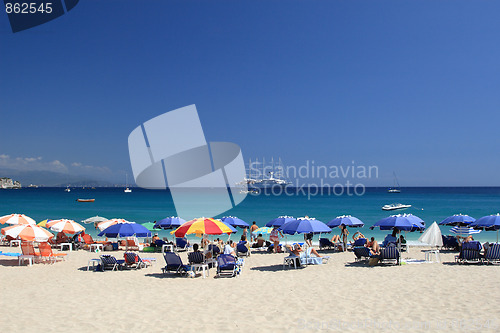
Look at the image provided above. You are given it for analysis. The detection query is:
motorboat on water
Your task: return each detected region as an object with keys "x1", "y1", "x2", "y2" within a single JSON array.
[
  {"x1": 382, "y1": 203, "x2": 411, "y2": 211},
  {"x1": 124, "y1": 187, "x2": 132, "y2": 193},
  {"x1": 77, "y1": 199, "x2": 95, "y2": 202},
  {"x1": 64, "y1": 186, "x2": 71, "y2": 192}
]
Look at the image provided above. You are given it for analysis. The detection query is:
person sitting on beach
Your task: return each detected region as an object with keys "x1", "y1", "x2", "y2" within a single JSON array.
[
  {"x1": 252, "y1": 234, "x2": 266, "y2": 248},
  {"x1": 463, "y1": 235, "x2": 474, "y2": 243},
  {"x1": 352, "y1": 231, "x2": 365, "y2": 241},
  {"x1": 224, "y1": 240, "x2": 236, "y2": 256},
  {"x1": 366, "y1": 237, "x2": 380, "y2": 255},
  {"x1": 56, "y1": 231, "x2": 70, "y2": 244},
  {"x1": 238, "y1": 235, "x2": 249, "y2": 248},
  {"x1": 331, "y1": 234, "x2": 341, "y2": 243},
  {"x1": 288, "y1": 244, "x2": 322, "y2": 258},
  {"x1": 398, "y1": 235, "x2": 406, "y2": 246},
  {"x1": 382, "y1": 228, "x2": 399, "y2": 247},
  {"x1": 150, "y1": 234, "x2": 160, "y2": 247},
  {"x1": 188, "y1": 243, "x2": 205, "y2": 264}
]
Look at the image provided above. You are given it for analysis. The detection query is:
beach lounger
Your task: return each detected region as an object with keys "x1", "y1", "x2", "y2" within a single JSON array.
[
  {"x1": 99, "y1": 254, "x2": 125, "y2": 271},
  {"x1": 38, "y1": 242, "x2": 67, "y2": 263},
  {"x1": 20, "y1": 241, "x2": 41, "y2": 264},
  {"x1": 380, "y1": 246, "x2": 399, "y2": 265},
  {"x1": 319, "y1": 238, "x2": 335, "y2": 250},
  {"x1": 353, "y1": 246, "x2": 372, "y2": 262},
  {"x1": 483, "y1": 243, "x2": 500, "y2": 265},
  {"x1": 162, "y1": 252, "x2": 190, "y2": 276},
  {"x1": 175, "y1": 238, "x2": 190, "y2": 252},
  {"x1": 123, "y1": 252, "x2": 151, "y2": 269},
  {"x1": 125, "y1": 238, "x2": 144, "y2": 251},
  {"x1": 455, "y1": 241, "x2": 482, "y2": 264},
  {"x1": 441, "y1": 235, "x2": 459, "y2": 251},
  {"x1": 352, "y1": 238, "x2": 367, "y2": 247},
  {"x1": 216, "y1": 254, "x2": 240, "y2": 278}
]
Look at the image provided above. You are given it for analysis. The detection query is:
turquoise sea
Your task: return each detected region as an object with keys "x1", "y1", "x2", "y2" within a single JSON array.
[{"x1": 1, "y1": 187, "x2": 499, "y2": 244}]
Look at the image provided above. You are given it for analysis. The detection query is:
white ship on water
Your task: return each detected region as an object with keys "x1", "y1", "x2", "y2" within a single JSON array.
[{"x1": 238, "y1": 158, "x2": 291, "y2": 192}]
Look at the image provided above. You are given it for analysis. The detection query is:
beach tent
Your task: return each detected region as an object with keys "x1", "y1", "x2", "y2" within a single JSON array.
[{"x1": 418, "y1": 222, "x2": 443, "y2": 247}]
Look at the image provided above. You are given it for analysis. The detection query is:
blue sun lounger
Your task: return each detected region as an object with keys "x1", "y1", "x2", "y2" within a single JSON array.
[
  {"x1": 483, "y1": 243, "x2": 500, "y2": 265},
  {"x1": 353, "y1": 247, "x2": 372, "y2": 261},
  {"x1": 162, "y1": 252, "x2": 191, "y2": 276},
  {"x1": 380, "y1": 246, "x2": 399, "y2": 265},
  {"x1": 216, "y1": 254, "x2": 240, "y2": 278},
  {"x1": 455, "y1": 241, "x2": 482, "y2": 264},
  {"x1": 99, "y1": 254, "x2": 125, "y2": 271}
]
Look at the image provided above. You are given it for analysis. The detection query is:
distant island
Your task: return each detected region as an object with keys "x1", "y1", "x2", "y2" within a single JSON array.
[{"x1": 0, "y1": 177, "x2": 21, "y2": 189}]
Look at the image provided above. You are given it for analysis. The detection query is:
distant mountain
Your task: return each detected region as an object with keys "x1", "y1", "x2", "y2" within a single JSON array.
[{"x1": 0, "y1": 168, "x2": 116, "y2": 187}]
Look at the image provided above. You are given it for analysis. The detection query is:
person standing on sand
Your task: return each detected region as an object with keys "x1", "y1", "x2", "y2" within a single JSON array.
[
  {"x1": 250, "y1": 221, "x2": 258, "y2": 241},
  {"x1": 340, "y1": 224, "x2": 349, "y2": 251},
  {"x1": 270, "y1": 226, "x2": 283, "y2": 253}
]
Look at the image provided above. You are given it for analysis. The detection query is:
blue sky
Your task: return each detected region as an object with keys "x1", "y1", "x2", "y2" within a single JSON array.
[{"x1": 1, "y1": 0, "x2": 499, "y2": 186}]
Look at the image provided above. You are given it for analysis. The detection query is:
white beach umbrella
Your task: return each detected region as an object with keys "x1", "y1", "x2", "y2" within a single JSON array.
[
  {"x1": 418, "y1": 222, "x2": 443, "y2": 247},
  {"x1": 47, "y1": 219, "x2": 85, "y2": 234},
  {"x1": 97, "y1": 218, "x2": 130, "y2": 231},
  {"x1": 81, "y1": 216, "x2": 108, "y2": 224},
  {"x1": 0, "y1": 214, "x2": 36, "y2": 225}
]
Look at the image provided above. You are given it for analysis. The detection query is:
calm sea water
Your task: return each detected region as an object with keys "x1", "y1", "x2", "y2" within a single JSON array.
[{"x1": 1, "y1": 187, "x2": 499, "y2": 244}]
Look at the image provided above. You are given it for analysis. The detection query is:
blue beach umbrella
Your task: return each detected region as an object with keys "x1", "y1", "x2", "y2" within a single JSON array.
[
  {"x1": 98, "y1": 222, "x2": 152, "y2": 238},
  {"x1": 221, "y1": 216, "x2": 249, "y2": 228},
  {"x1": 280, "y1": 217, "x2": 331, "y2": 235},
  {"x1": 154, "y1": 217, "x2": 186, "y2": 230},
  {"x1": 265, "y1": 216, "x2": 295, "y2": 228},
  {"x1": 327, "y1": 215, "x2": 364, "y2": 228},
  {"x1": 439, "y1": 214, "x2": 475, "y2": 226},
  {"x1": 470, "y1": 214, "x2": 500, "y2": 243},
  {"x1": 370, "y1": 214, "x2": 425, "y2": 232}
]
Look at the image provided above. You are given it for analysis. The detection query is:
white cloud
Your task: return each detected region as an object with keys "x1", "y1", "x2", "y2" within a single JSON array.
[{"x1": 0, "y1": 155, "x2": 67, "y2": 172}]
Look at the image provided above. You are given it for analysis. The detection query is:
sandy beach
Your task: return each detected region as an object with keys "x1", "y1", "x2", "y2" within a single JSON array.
[{"x1": 0, "y1": 245, "x2": 498, "y2": 333}]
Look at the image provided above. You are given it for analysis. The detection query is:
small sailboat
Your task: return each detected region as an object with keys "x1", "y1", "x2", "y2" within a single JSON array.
[
  {"x1": 388, "y1": 172, "x2": 401, "y2": 193},
  {"x1": 124, "y1": 174, "x2": 132, "y2": 193}
]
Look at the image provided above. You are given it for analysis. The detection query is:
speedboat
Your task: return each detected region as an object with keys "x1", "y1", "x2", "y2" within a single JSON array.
[
  {"x1": 382, "y1": 203, "x2": 411, "y2": 211},
  {"x1": 124, "y1": 187, "x2": 132, "y2": 193}
]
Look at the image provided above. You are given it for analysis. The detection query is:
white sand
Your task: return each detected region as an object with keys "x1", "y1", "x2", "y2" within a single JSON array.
[{"x1": 0, "y1": 246, "x2": 498, "y2": 333}]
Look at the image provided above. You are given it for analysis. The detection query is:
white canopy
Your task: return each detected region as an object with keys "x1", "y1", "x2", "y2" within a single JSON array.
[{"x1": 418, "y1": 222, "x2": 443, "y2": 247}]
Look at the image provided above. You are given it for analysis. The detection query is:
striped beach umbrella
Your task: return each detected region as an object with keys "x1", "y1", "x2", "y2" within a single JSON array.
[
  {"x1": 252, "y1": 227, "x2": 273, "y2": 235},
  {"x1": 1, "y1": 224, "x2": 54, "y2": 242},
  {"x1": 450, "y1": 226, "x2": 481, "y2": 236},
  {"x1": 172, "y1": 217, "x2": 237, "y2": 238},
  {"x1": 0, "y1": 214, "x2": 36, "y2": 225},
  {"x1": 97, "y1": 218, "x2": 128, "y2": 231},
  {"x1": 47, "y1": 219, "x2": 85, "y2": 234}
]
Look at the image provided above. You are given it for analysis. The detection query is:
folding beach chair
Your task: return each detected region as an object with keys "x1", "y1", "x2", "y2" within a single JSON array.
[
  {"x1": 123, "y1": 252, "x2": 151, "y2": 269},
  {"x1": 175, "y1": 238, "x2": 190, "y2": 252},
  {"x1": 236, "y1": 241, "x2": 250, "y2": 257},
  {"x1": 455, "y1": 241, "x2": 482, "y2": 264},
  {"x1": 483, "y1": 243, "x2": 500, "y2": 265},
  {"x1": 353, "y1": 246, "x2": 372, "y2": 262},
  {"x1": 20, "y1": 241, "x2": 41, "y2": 263},
  {"x1": 380, "y1": 245, "x2": 399, "y2": 265},
  {"x1": 216, "y1": 254, "x2": 240, "y2": 278},
  {"x1": 38, "y1": 242, "x2": 67, "y2": 263},
  {"x1": 441, "y1": 235, "x2": 459, "y2": 251},
  {"x1": 162, "y1": 252, "x2": 190, "y2": 276},
  {"x1": 99, "y1": 254, "x2": 124, "y2": 271}
]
